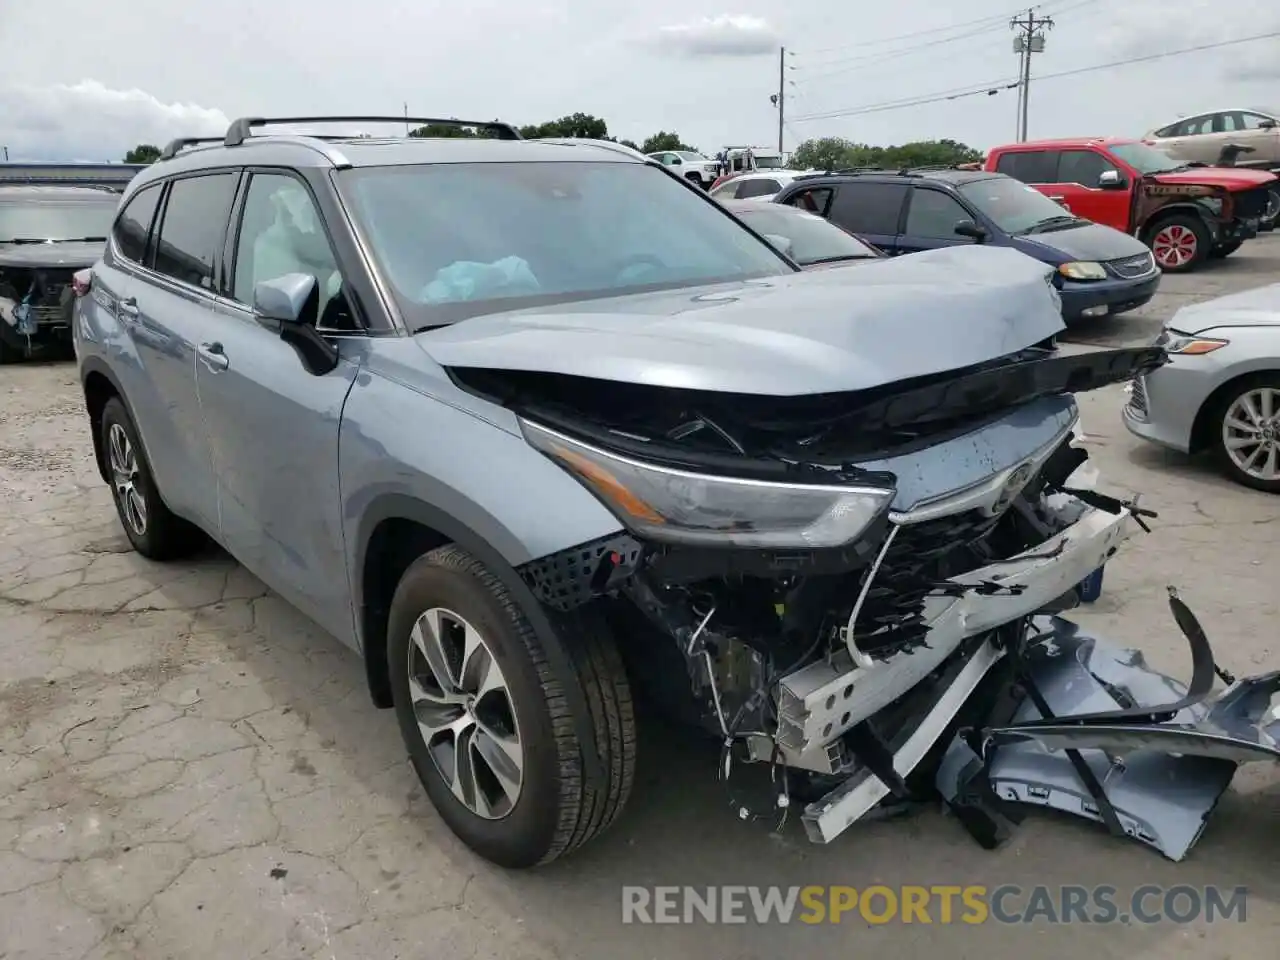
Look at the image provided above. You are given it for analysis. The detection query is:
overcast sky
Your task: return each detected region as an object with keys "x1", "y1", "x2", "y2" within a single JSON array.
[{"x1": 1, "y1": 0, "x2": 1278, "y2": 161}]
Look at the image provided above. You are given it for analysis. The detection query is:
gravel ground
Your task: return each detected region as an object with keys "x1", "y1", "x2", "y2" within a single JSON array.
[{"x1": 1, "y1": 236, "x2": 1278, "y2": 959}]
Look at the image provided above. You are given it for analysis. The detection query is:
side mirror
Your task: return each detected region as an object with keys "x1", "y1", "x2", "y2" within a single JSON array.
[
  {"x1": 671, "y1": 157, "x2": 682, "y2": 165},
  {"x1": 1259, "y1": 119, "x2": 1277, "y2": 129},
  {"x1": 1098, "y1": 170, "x2": 1126, "y2": 189},
  {"x1": 253, "y1": 273, "x2": 339, "y2": 376},
  {"x1": 762, "y1": 233, "x2": 794, "y2": 257},
  {"x1": 954, "y1": 219, "x2": 988, "y2": 243}
]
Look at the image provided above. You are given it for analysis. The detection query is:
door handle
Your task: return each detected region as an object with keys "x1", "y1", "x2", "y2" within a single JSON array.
[
  {"x1": 197, "y1": 341, "x2": 229, "y2": 373},
  {"x1": 117, "y1": 297, "x2": 139, "y2": 319}
]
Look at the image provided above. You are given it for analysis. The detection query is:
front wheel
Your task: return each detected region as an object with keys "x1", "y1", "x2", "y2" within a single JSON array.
[
  {"x1": 1210, "y1": 374, "x2": 1280, "y2": 493},
  {"x1": 1146, "y1": 214, "x2": 1210, "y2": 272},
  {"x1": 387, "y1": 545, "x2": 636, "y2": 867}
]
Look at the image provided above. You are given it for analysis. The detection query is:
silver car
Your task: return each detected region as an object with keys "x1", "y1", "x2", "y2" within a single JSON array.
[
  {"x1": 73, "y1": 113, "x2": 1162, "y2": 868},
  {"x1": 1123, "y1": 283, "x2": 1280, "y2": 492},
  {"x1": 1146, "y1": 108, "x2": 1280, "y2": 168}
]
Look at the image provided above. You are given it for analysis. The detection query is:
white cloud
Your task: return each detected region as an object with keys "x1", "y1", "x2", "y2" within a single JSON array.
[
  {"x1": 645, "y1": 14, "x2": 780, "y2": 57},
  {"x1": 0, "y1": 80, "x2": 228, "y2": 162},
  {"x1": 1096, "y1": 3, "x2": 1280, "y2": 83}
]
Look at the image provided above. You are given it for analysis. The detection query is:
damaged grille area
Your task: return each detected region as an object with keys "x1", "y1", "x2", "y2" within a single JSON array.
[{"x1": 0, "y1": 266, "x2": 76, "y2": 329}]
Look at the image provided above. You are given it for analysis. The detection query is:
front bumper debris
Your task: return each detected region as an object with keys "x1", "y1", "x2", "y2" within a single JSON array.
[
  {"x1": 936, "y1": 593, "x2": 1277, "y2": 862},
  {"x1": 780, "y1": 503, "x2": 1130, "y2": 766}
]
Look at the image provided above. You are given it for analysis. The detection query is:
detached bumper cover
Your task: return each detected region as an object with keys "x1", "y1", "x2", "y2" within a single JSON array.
[{"x1": 940, "y1": 612, "x2": 1279, "y2": 862}]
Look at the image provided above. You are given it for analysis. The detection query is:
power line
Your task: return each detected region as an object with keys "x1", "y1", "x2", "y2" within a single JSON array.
[
  {"x1": 794, "y1": 4, "x2": 1049, "y2": 58},
  {"x1": 793, "y1": 23, "x2": 1014, "y2": 84},
  {"x1": 788, "y1": 29, "x2": 1280, "y2": 124}
]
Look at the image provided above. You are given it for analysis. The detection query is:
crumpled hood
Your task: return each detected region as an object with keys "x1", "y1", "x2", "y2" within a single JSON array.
[
  {"x1": 0, "y1": 240, "x2": 103, "y2": 269},
  {"x1": 1150, "y1": 167, "x2": 1277, "y2": 191},
  {"x1": 1170, "y1": 281, "x2": 1280, "y2": 333},
  {"x1": 418, "y1": 244, "x2": 1063, "y2": 396}
]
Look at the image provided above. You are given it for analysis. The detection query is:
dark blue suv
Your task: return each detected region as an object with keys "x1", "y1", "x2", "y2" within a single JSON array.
[{"x1": 773, "y1": 169, "x2": 1162, "y2": 324}]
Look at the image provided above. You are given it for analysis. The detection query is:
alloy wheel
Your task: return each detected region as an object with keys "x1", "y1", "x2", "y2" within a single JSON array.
[
  {"x1": 1152, "y1": 225, "x2": 1198, "y2": 269},
  {"x1": 107, "y1": 423, "x2": 147, "y2": 536},
  {"x1": 1222, "y1": 387, "x2": 1280, "y2": 482},
  {"x1": 407, "y1": 607, "x2": 524, "y2": 819}
]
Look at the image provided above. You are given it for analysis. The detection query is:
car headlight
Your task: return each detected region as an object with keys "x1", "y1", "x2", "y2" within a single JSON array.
[
  {"x1": 520, "y1": 418, "x2": 896, "y2": 548},
  {"x1": 1058, "y1": 261, "x2": 1108, "y2": 281},
  {"x1": 1157, "y1": 328, "x2": 1229, "y2": 355}
]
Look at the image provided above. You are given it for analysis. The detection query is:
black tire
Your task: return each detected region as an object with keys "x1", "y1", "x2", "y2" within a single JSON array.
[
  {"x1": 388, "y1": 545, "x2": 636, "y2": 868},
  {"x1": 1145, "y1": 213, "x2": 1210, "y2": 273},
  {"x1": 99, "y1": 397, "x2": 204, "y2": 559},
  {"x1": 1209, "y1": 240, "x2": 1243, "y2": 259},
  {"x1": 1208, "y1": 372, "x2": 1280, "y2": 494}
]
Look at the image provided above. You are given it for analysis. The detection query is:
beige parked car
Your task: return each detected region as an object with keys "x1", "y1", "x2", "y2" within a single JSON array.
[{"x1": 1146, "y1": 108, "x2": 1280, "y2": 169}]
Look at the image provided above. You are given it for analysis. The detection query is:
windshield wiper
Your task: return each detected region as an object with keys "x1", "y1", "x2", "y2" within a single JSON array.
[
  {"x1": 803, "y1": 253, "x2": 878, "y2": 265},
  {"x1": 1020, "y1": 215, "x2": 1082, "y2": 235}
]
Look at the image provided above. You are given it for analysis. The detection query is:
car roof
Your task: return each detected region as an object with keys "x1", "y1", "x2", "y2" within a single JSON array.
[
  {"x1": 785, "y1": 169, "x2": 1000, "y2": 188},
  {"x1": 128, "y1": 115, "x2": 648, "y2": 196},
  {"x1": 994, "y1": 137, "x2": 1138, "y2": 150},
  {"x1": 0, "y1": 184, "x2": 121, "y2": 201}
]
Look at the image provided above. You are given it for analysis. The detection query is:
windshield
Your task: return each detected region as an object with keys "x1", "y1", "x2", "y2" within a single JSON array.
[
  {"x1": 0, "y1": 199, "x2": 118, "y2": 243},
  {"x1": 958, "y1": 177, "x2": 1080, "y2": 234},
  {"x1": 753, "y1": 156, "x2": 785, "y2": 170},
  {"x1": 734, "y1": 206, "x2": 879, "y2": 265},
  {"x1": 676, "y1": 151, "x2": 707, "y2": 162},
  {"x1": 1108, "y1": 142, "x2": 1183, "y2": 175},
  {"x1": 340, "y1": 161, "x2": 794, "y2": 326}
]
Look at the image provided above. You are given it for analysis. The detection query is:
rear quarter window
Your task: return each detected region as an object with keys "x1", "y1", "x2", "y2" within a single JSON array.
[{"x1": 993, "y1": 150, "x2": 1058, "y2": 184}]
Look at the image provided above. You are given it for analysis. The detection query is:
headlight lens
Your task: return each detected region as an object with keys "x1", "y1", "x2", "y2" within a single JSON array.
[
  {"x1": 1158, "y1": 328, "x2": 1229, "y2": 355},
  {"x1": 1058, "y1": 261, "x2": 1108, "y2": 281},
  {"x1": 520, "y1": 418, "x2": 895, "y2": 548}
]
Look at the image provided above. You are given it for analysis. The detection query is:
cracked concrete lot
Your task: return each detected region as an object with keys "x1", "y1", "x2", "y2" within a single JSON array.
[{"x1": 2, "y1": 239, "x2": 1279, "y2": 959}]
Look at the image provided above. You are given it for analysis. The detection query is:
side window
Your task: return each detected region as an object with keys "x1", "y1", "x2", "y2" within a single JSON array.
[
  {"x1": 994, "y1": 150, "x2": 1058, "y2": 183},
  {"x1": 903, "y1": 188, "x2": 971, "y2": 239},
  {"x1": 1235, "y1": 112, "x2": 1272, "y2": 130},
  {"x1": 112, "y1": 184, "x2": 161, "y2": 265},
  {"x1": 152, "y1": 173, "x2": 238, "y2": 290},
  {"x1": 785, "y1": 187, "x2": 833, "y2": 216},
  {"x1": 826, "y1": 182, "x2": 908, "y2": 235},
  {"x1": 1152, "y1": 123, "x2": 1179, "y2": 138},
  {"x1": 1180, "y1": 115, "x2": 1213, "y2": 136},
  {"x1": 737, "y1": 178, "x2": 780, "y2": 199},
  {"x1": 1056, "y1": 150, "x2": 1113, "y2": 187},
  {"x1": 231, "y1": 173, "x2": 354, "y2": 331}
]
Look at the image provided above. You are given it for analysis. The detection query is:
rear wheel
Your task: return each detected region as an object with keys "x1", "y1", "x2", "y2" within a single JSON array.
[
  {"x1": 1210, "y1": 373, "x2": 1280, "y2": 494},
  {"x1": 1209, "y1": 240, "x2": 1243, "y2": 259},
  {"x1": 388, "y1": 545, "x2": 636, "y2": 867},
  {"x1": 100, "y1": 397, "x2": 204, "y2": 559},
  {"x1": 1146, "y1": 214, "x2": 1209, "y2": 272}
]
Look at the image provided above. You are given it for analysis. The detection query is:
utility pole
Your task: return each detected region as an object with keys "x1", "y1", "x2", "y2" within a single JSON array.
[
  {"x1": 776, "y1": 46, "x2": 786, "y2": 153},
  {"x1": 1011, "y1": 8, "x2": 1054, "y2": 142}
]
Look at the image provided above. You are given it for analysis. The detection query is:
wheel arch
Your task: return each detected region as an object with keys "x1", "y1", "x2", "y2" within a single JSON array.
[
  {"x1": 352, "y1": 493, "x2": 609, "y2": 782},
  {"x1": 1189, "y1": 366, "x2": 1280, "y2": 454},
  {"x1": 80, "y1": 357, "x2": 130, "y2": 484},
  {"x1": 1139, "y1": 202, "x2": 1214, "y2": 238}
]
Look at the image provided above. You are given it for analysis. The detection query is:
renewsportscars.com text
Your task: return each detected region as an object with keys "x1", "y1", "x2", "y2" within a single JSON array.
[{"x1": 620, "y1": 885, "x2": 1249, "y2": 925}]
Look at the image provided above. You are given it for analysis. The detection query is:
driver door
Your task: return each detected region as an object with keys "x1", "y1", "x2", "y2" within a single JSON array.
[{"x1": 195, "y1": 169, "x2": 362, "y2": 640}]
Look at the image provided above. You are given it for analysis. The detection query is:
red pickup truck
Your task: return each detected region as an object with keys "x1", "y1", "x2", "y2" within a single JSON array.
[{"x1": 984, "y1": 138, "x2": 1278, "y2": 272}]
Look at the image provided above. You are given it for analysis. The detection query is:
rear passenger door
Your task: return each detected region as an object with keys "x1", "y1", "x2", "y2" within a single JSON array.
[
  {"x1": 125, "y1": 172, "x2": 239, "y2": 531},
  {"x1": 1048, "y1": 150, "x2": 1121, "y2": 225},
  {"x1": 895, "y1": 186, "x2": 979, "y2": 255},
  {"x1": 195, "y1": 169, "x2": 362, "y2": 640},
  {"x1": 822, "y1": 181, "x2": 908, "y2": 253}
]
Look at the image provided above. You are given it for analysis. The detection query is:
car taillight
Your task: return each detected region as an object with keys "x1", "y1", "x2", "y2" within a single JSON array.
[{"x1": 72, "y1": 269, "x2": 92, "y2": 298}]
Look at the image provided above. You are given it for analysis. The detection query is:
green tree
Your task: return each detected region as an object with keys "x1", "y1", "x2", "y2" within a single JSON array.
[
  {"x1": 124, "y1": 144, "x2": 161, "y2": 164},
  {"x1": 640, "y1": 131, "x2": 697, "y2": 155},
  {"x1": 792, "y1": 137, "x2": 983, "y2": 172},
  {"x1": 519, "y1": 113, "x2": 609, "y2": 139},
  {"x1": 619, "y1": 139, "x2": 640, "y2": 151}
]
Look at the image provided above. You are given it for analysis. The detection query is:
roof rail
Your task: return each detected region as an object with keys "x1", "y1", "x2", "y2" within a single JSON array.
[
  {"x1": 158, "y1": 137, "x2": 226, "y2": 161},
  {"x1": 223, "y1": 115, "x2": 522, "y2": 147}
]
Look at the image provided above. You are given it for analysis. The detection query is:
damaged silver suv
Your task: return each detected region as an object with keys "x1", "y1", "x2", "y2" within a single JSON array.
[{"x1": 73, "y1": 115, "x2": 1170, "y2": 868}]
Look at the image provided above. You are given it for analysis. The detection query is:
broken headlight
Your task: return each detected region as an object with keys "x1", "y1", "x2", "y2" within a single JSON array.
[{"x1": 520, "y1": 418, "x2": 895, "y2": 548}]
